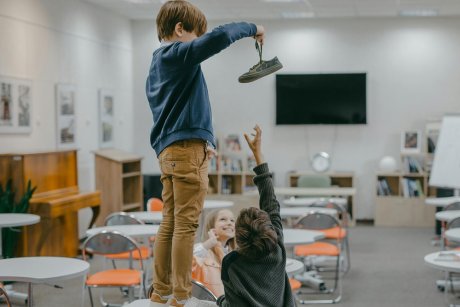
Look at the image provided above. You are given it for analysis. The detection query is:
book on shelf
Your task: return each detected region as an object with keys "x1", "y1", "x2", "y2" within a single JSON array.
[
  {"x1": 221, "y1": 176, "x2": 233, "y2": 194},
  {"x1": 220, "y1": 156, "x2": 242, "y2": 172},
  {"x1": 377, "y1": 178, "x2": 393, "y2": 196},
  {"x1": 224, "y1": 134, "x2": 242, "y2": 152},
  {"x1": 247, "y1": 155, "x2": 257, "y2": 171},
  {"x1": 402, "y1": 156, "x2": 423, "y2": 173},
  {"x1": 208, "y1": 156, "x2": 218, "y2": 172},
  {"x1": 401, "y1": 178, "x2": 424, "y2": 198}
]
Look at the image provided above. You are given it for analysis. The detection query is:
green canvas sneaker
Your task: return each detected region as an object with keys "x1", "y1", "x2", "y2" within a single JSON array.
[{"x1": 238, "y1": 41, "x2": 283, "y2": 83}]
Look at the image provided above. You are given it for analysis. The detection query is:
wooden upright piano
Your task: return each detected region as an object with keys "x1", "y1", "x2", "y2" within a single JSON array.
[{"x1": 0, "y1": 150, "x2": 100, "y2": 257}]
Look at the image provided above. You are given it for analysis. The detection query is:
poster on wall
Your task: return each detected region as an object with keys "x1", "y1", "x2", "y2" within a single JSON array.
[
  {"x1": 0, "y1": 76, "x2": 32, "y2": 134},
  {"x1": 98, "y1": 89, "x2": 114, "y2": 148},
  {"x1": 56, "y1": 84, "x2": 77, "y2": 149}
]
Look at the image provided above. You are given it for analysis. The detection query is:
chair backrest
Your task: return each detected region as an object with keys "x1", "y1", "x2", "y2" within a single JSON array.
[
  {"x1": 105, "y1": 212, "x2": 144, "y2": 226},
  {"x1": 78, "y1": 207, "x2": 94, "y2": 240},
  {"x1": 147, "y1": 198, "x2": 164, "y2": 212},
  {"x1": 297, "y1": 175, "x2": 331, "y2": 188},
  {"x1": 444, "y1": 202, "x2": 460, "y2": 211},
  {"x1": 447, "y1": 216, "x2": 460, "y2": 230},
  {"x1": 0, "y1": 285, "x2": 12, "y2": 307},
  {"x1": 191, "y1": 280, "x2": 217, "y2": 301},
  {"x1": 147, "y1": 280, "x2": 217, "y2": 302},
  {"x1": 311, "y1": 200, "x2": 349, "y2": 227},
  {"x1": 82, "y1": 230, "x2": 144, "y2": 270},
  {"x1": 295, "y1": 212, "x2": 340, "y2": 231}
]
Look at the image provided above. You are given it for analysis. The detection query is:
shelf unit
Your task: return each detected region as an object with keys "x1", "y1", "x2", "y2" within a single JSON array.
[
  {"x1": 287, "y1": 172, "x2": 355, "y2": 224},
  {"x1": 207, "y1": 152, "x2": 256, "y2": 195},
  {"x1": 375, "y1": 172, "x2": 435, "y2": 227},
  {"x1": 94, "y1": 149, "x2": 143, "y2": 225}
]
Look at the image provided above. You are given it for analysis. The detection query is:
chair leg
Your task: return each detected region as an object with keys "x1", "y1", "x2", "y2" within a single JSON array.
[{"x1": 87, "y1": 287, "x2": 94, "y2": 307}]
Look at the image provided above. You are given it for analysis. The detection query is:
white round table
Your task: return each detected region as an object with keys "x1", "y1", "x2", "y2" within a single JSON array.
[
  {"x1": 283, "y1": 229, "x2": 325, "y2": 246},
  {"x1": 283, "y1": 197, "x2": 347, "y2": 208},
  {"x1": 426, "y1": 197, "x2": 460, "y2": 207},
  {"x1": 0, "y1": 213, "x2": 40, "y2": 258},
  {"x1": 0, "y1": 256, "x2": 89, "y2": 307},
  {"x1": 425, "y1": 251, "x2": 460, "y2": 273},
  {"x1": 280, "y1": 207, "x2": 337, "y2": 218},
  {"x1": 86, "y1": 224, "x2": 159, "y2": 238},
  {"x1": 129, "y1": 212, "x2": 163, "y2": 224},
  {"x1": 286, "y1": 258, "x2": 304, "y2": 276},
  {"x1": 435, "y1": 211, "x2": 460, "y2": 223},
  {"x1": 203, "y1": 200, "x2": 234, "y2": 209}
]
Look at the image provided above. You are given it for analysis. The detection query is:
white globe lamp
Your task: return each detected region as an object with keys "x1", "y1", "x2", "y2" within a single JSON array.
[{"x1": 379, "y1": 156, "x2": 398, "y2": 172}]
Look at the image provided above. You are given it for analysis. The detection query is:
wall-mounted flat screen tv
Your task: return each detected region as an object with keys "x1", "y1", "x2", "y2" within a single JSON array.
[{"x1": 276, "y1": 73, "x2": 367, "y2": 125}]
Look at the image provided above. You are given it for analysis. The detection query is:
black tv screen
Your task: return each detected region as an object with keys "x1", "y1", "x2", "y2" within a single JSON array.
[{"x1": 276, "y1": 73, "x2": 367, "y2": 125}]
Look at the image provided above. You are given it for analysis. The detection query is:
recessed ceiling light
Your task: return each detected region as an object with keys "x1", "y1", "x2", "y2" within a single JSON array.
[
  {"x1": 399, "y1": 9, "x2": 438, "y2": 17},
  {"x1": 281, "y1": 11, "x2": 315, "y2": 19}
]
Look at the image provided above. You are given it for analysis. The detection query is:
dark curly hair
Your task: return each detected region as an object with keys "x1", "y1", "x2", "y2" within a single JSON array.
[
  {"x1": 235, "y1": 207, "x2": 278, "y2": 260},
  {"x1": 156, "y1": 0, "x2": 207, "y2": 42}
]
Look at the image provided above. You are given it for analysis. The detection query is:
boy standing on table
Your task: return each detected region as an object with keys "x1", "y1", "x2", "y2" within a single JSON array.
[
  {"x1": 217, "y1": 125, "x2": 296, "y2": 307},
  {"x1": 146, "y1": 1, "x2": 265, "y2": 306}
]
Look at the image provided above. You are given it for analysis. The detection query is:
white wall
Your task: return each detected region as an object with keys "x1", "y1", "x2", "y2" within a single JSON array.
[
  {"x1": 0, "y1": 0, "x2": 133, "y2": 190},
  {"x1": 132, "y1": 17, "x2": 460, "y2": 220}
]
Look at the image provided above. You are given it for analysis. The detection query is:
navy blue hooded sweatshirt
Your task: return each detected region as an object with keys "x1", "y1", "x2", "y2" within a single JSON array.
[{"x1": 146, "y1": 22, "x2": 257, "y2": 156}]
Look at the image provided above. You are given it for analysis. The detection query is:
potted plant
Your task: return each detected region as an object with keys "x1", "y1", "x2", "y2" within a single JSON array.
[{"x1": 0, "y1": 180, "x2": 36, "y2": 258}]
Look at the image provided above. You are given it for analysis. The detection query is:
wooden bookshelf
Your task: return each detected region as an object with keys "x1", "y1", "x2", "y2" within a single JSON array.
[
  {"x1": 375, "y1": 172, "x2": 435, "y2": 227},
  {"x1": 94, "y1": 149, "x2": 143, "y2": 225}
]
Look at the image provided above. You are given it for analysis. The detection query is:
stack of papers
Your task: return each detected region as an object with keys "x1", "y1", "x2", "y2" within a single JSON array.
[{"x1": 435, "y1": 251, "x2": 460, "y2": 262}]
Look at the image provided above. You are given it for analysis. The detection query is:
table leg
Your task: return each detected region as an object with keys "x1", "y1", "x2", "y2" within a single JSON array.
[{"x1": 27, "y1": 283, "x2": 33, "y2": 307}]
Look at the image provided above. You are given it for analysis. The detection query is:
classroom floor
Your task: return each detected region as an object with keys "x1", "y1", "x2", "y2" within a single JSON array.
[{"x1": 1, "y1": 225, "x2": 446, "y2": 307}]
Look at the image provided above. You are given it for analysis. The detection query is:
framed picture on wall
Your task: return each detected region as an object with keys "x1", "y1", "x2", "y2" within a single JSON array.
[
  {"x1": 0, "y1": 76, "x2": 32, "y2": 134},
  {"x1": 55, "y1": 84, "x2": 77, "y2": 149},
  {"x1": 401, "y1": 130, "x2": 422, "y2": 154},
  {"x1": 98, "y1": 89, "x2": 114, "y2": 148}
]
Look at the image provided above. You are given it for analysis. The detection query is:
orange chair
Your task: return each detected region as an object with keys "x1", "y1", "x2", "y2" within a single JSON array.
[
  {"x1": 0, "y1": 284, "x2": 12, "y2": 307},
  {"x1": 147, "y1": 198, "x2": 164, "y2": 212},
  {"x1": 310, "y1": 200, "x2": 350, "y2": 273},
  {"x1": 82, "y1": 230, "x2": 145, "y2": 307},
  {"x1": 292, "y1": 212, "x2": 343, "y2": 304}
]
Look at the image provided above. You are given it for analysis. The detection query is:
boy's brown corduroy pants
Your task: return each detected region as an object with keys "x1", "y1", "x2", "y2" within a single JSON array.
[{"x1": 153, "y1": 139, "x2": 209, "y2": 301}]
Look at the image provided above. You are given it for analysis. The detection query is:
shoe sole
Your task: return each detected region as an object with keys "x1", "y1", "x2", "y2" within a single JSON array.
[{"x1": 238, "y1": 62, "x2": 283, "y2": 83}]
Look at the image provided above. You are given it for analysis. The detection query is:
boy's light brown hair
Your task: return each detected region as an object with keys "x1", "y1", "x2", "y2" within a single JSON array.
[
  {"x1": 235, "y1": 207, "x2": 278, "y2": 260},
  {"x1": 156, "y1": 0, "x2": 207, "y2": 42}
]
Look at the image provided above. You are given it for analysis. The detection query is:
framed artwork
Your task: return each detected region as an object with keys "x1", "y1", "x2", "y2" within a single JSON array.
[
  {"x1": 55, "y1": 84, "x2": 77, "y2": 149},
  {"x1": 98, "y1": 89, "x2": 114, "y2": 148},
  {"x1": 401, "y1": 130, "x2": 422, "y2": 154},
  {"x1": 0, "y1": 76, "x2": 32, "y2": 134}
]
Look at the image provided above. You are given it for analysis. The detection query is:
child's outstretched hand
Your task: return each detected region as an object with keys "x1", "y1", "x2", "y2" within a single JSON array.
[
  {"x1": 244, "y1": 124, "x2": 264, "y2": 166},
  {"x1": 202, "y1": 229, "x2": 219, "y2": 250}
]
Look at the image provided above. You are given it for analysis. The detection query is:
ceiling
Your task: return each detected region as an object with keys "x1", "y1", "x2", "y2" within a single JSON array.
[{"x1": 82, "y1": 0, "x2": 460, "y2": 20}]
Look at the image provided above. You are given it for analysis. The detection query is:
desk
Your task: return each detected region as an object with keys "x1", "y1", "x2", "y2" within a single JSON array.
[
  {"x1": 283, "y1": 229, "x2": 325, "y2": 247},
  {"x1": 0, "y1": 214, "x2": 40, "y2": 258},
  {"x1": 87, "y1": 225, "x2": 159, "y2": 239},
  {"x1": 0, "y1": 256, "x2": 89, "y2": 307}
]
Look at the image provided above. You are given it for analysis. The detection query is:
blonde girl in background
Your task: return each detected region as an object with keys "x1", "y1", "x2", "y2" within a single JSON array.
[{"x1": 192, "y1": 209, "x2": 236, "y2": 297}]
